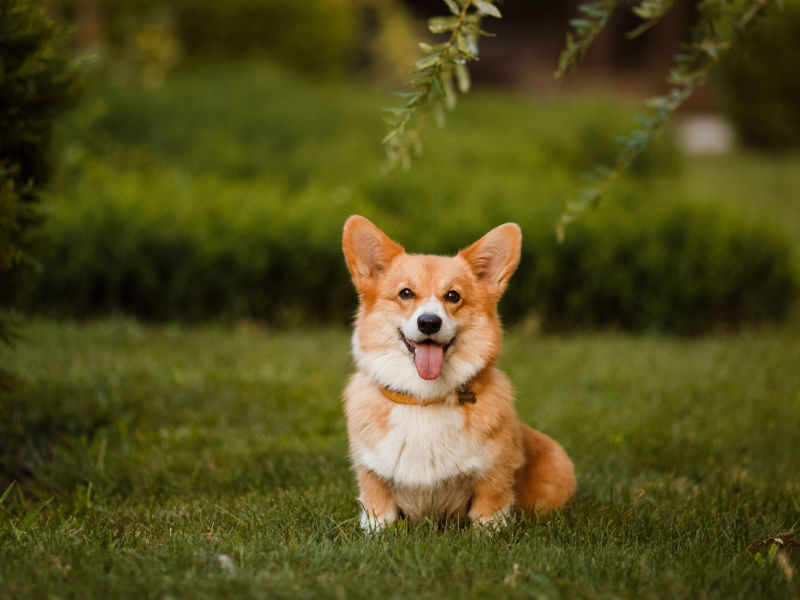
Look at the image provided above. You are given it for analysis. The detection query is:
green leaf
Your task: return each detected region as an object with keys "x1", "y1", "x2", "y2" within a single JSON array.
[
  {"x1": 473, "y1": 0, "x2": 502, "y2": 18},
  {"x1": 454, "y1": 32, "x2": 473, "y2": 58},
  {"x1": 465, "y1": 32, "x2": 480, "y2": 56},
  {"x1": 413, "y1": 53, "x2": 441, "y2": 72},
  {"x1": 443, "y1": 73, "x2": 457, "y2": 109},
  {"x1": 382, "y1": 129, "x2": 399, "y2": 144},
  {"x1": 569, "y1": 18, "x2": 592, "y2": 29},
  {"x1": 419, "y1": 42, "x2": 448, "y2": 53},
  {"x1": 405, "y1": 94, "x2": 425, "y2": 108},
  {"x1": 632, "y1": 0, "x2": 675, "y2": 19},
  {"x1": 455, "y1": 62, "x2": 471, "y2": 93},
  {"x1": 644, "y1": 95, "x2": 669, "y2": 111},
  {"x1": 627, "y1": 0, "x2": 676, "y2": 41},
  {"x1": 443, "y1": 0, "x2": 461, "y2": 16},
  {"x1": 428, "y1": 16, "x2": 460, "y2": 34}
]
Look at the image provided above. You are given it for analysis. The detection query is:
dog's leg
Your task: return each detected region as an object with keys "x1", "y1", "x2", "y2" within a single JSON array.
[
  {"x1": 468, "y1": 470, "x2": 515, "y2": 529},
  {"x1": 356, "y1": 466, "x2": 397, "y2": 532},
  {"x1": 514, "y1": 424, "x2": 576, "y2": 514}
]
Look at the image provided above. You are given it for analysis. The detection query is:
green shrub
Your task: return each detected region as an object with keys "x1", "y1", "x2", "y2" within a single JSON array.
[
  {"x1": 173, "y1": 0, "x2": 360, "y2": 77},
  {"x1": 34, "y1": 163, "x2": 361, "y2": 323},
  {"x1": 34, "y1": 63, "x2": 796, "y2": 332},
  {"x1": 55, "y1": 0, "x2": 363, "y2": 78},
  {"x1": 0, "y1": 0, "x2": 80, "y2": 386},
  {"x1": 33, "y1": 160, "x2": 796, "y2": 333},
  {"x1": 512, "y1": 200, "x2": 797, "y2": 333},
  {"x1": 720, "y1": 1, "x2": 800, "y2": 149}
]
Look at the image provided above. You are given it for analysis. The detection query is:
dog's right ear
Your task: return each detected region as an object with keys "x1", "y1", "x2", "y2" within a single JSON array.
[{"x1": 342, "y1": 216, "x2": 404, "y2": 291}]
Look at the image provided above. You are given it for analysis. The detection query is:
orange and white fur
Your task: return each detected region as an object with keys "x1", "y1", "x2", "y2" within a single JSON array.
[{"x1": 342, "y1": 215, "x2": 576, "y2": 530}]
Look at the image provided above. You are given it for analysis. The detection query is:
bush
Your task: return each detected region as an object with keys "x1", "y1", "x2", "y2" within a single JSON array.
[
  {"x1": 35, "y1": 165, "x2": 358, "y2": 323},
  {"x1": 33, "y1": 63, "x2": 796, "y2": 333},
  {"x1": 720, "y1": 1, "x2": 800, "y2": 149},
  {"x1": 0, "y1": 0, "x2": 80, "y2": 386},
  {"x1": 33, "y1": 160, "x2": 796, "y2": 333},
  {"x1": 54, "y1": 0, "x2": 366, "y2": 79},
  {"x1": 512, "y1": 200, "x2": 797, "y2": 333},
  {"x1": 173, "y1": 0, "x2": 360, "y2": 77}
]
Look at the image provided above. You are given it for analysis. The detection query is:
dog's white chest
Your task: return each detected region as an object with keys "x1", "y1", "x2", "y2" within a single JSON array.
[{"x1": 356, "y1": 403, "x2": 492, "y2": 489}]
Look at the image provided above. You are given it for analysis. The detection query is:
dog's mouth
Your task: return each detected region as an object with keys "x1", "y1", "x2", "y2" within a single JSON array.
[{"x1": 400, "y1": 332, "x2": 453, "y2": 381}]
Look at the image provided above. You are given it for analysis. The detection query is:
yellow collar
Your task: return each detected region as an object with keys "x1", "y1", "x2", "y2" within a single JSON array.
[{"x1": 379, "y1": 383, "x2": 477, "y2": 406}]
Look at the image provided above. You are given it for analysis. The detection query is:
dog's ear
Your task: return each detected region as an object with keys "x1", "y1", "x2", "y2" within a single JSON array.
[
  {"x1": 343, "y1": 215, "x2": 404, "y2": 290},
  {"x1": 459, "y1": 223, "x2": 521, "y2": 297}
]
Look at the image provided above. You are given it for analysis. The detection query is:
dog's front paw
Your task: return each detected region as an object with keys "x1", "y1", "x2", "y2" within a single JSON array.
[
  {"x1": 470, "y1": 504, "x2": 512, "y2": 532},
  {"x1": 360, "y1": 506, "x2": 398, "y2": 533}
]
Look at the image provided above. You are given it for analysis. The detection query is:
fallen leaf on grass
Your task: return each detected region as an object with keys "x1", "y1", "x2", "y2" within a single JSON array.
[{"x1": 747, "y1": 532, "x2": 799, "y2": 558}]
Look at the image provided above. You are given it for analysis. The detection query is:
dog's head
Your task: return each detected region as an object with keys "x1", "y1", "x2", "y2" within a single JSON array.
[{"x1": 342, "y1": 215, "x2": 521, "y2": 400}]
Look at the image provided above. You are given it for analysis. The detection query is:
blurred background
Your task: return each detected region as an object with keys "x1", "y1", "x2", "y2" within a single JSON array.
[{"x1": 9, "y1": 0, "x2": 800, "y2": 333}]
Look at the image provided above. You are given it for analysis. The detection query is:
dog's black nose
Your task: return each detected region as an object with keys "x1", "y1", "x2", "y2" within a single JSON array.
[{"x1": 417, "y1": 313, "x2": 442, "y2": 335}]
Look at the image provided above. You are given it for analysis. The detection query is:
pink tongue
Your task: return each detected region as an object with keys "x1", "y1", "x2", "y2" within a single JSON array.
[{"x1": 414, "y1": 343, "x2": 444, "y2": 380}]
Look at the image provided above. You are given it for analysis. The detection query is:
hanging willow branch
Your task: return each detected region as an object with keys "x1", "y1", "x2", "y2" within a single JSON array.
[
  {"x1": 384, "y1": 0, "x2": 776, "y2": 235},
  {"x1": 555, "y1": 0, "x2": 622, "y2": 79},
  {"x1": 627, "y1": 0, "x2": 678, "y2": 39},
  {"x1": 556, "y1": 0, "x2": 773, "y2": 240},
  {"x1": 383, "y1": 0, "x2": 501, "y2": 171}
]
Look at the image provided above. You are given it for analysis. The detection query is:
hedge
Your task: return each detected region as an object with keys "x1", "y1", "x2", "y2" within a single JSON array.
[
  {"x1": 30, "y1": 63, "x2": 797, "y2": 332},
  {"x1": 30, "y1": 159, "x2": 797, "y2": 334}
]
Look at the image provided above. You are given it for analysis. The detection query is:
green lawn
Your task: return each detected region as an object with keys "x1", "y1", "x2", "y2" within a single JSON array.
[
  {"x1": 2, "y1": 320, "x2": 798, "y2": 598},
  {"x1": 4, "y1": 59, "x2": 800, "y2": 599}
]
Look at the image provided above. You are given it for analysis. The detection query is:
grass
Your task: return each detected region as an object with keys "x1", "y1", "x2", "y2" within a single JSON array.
[
  {"x1": 4, "y1": 58, "x2": 799, "y2": 598},
  {"x1": 2, "y1": 319, "x2": 799, "y2": 598}
]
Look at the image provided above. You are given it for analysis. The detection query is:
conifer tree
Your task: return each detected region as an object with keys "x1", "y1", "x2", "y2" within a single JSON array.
[{"x1": 1, "y1": 0, "x2": 80, "y2": 387}]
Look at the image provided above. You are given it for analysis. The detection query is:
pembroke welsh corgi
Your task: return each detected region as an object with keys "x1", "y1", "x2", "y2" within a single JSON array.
[{"x1": 342, "y1": 215, "x2": 576, "y2": 530}]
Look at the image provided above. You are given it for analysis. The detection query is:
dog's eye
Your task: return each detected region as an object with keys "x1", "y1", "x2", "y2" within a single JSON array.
[
  {"x1": 445, "y1": 290, "x2": 461, "y2": 304},
  {"x1": 398, "y1": 288, "x2": 415, "y2": 300}
]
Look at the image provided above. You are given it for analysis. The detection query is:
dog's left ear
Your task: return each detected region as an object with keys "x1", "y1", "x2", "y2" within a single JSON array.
[{"x1": 459, "y1": 223, "x2": 522, "y2": 297}]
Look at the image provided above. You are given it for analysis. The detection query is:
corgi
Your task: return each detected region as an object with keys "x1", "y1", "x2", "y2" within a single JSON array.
[{"x1": 342, "y1": 215, "x2": 576, "y2": 530}]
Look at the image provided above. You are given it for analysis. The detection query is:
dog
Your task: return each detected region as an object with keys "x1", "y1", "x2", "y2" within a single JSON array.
[{"x1": 342, "y1": 215, "x2": 576, "y2": 530}]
